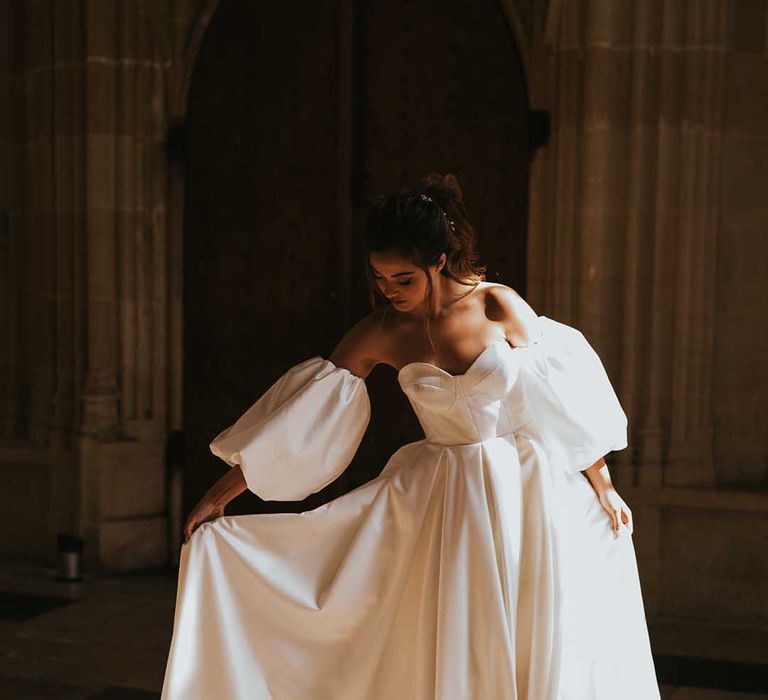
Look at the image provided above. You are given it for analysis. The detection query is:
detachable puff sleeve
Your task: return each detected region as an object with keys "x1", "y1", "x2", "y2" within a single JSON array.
[
  {"x1": 209, "y1": 356, "x2": 370, "y2": 501},
  {"x1": 517, "y1": 315, "x2": 628, "y2": 473}
]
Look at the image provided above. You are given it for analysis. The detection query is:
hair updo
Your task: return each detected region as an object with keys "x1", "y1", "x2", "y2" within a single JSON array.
[{"x1": 362, "y1": 172, "x2": 487, "y2": 314}]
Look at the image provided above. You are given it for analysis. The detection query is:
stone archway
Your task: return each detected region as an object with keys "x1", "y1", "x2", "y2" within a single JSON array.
[
  {"x1": 0, "y1": 0, "x2": 540, "y2": 571},
  {"x1": 177, "y1": 0, "x2": 534, "y2": 526}
]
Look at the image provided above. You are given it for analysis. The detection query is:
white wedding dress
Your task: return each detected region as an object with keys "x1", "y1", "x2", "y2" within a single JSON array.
[{"x1": 161, "y1": 315, "x2": 660, "y2": 700}]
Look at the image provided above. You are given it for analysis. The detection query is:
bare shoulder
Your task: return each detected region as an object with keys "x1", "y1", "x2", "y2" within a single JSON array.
[
  {"x1": 481, "y1": 282, "x2": 539, "y2": 346},
  {"x1": 327, "y1": 309, "x2": 387, "y2": 380}
]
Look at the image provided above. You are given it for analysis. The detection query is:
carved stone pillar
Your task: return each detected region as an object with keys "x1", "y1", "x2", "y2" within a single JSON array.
[
  {"x1": 529, "y1": 0, "x2": 725, "y2": 489},
  {"x1": 78, "y1": 0, "x2": 173, "y2": 570},
  {"x1": 0, "y1": 0, "x2": 222, "y2": 569},
  {"x1": 662, "y1": 3, "x2": 725, "y2": 487},
  {"x1": 82, "y1": 0, "x2": 120, "y2": 441}
]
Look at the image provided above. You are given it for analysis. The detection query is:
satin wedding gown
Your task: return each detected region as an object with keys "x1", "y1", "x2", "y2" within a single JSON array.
[{"x1": 161, "y1": 315, "x2": 660, "y2": 699}]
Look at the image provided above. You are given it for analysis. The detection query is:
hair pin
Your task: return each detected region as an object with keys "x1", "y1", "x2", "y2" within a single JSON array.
[{"x1": 419, "y1": 193, "x2": 456, "y2": 232}]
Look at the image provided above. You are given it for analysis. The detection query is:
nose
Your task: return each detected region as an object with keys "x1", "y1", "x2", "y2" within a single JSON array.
[{"x1": 380, "y1": 282, "x2": 400, "y2": 299}]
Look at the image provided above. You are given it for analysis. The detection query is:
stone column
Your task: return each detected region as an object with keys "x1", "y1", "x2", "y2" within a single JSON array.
[
  {"x1": 82, "y1": 0, "x2": 120, "y2": 441},
  {"x1": 78, "y1": 0, "x2": 174, "y2": 570},
  {"x1": 49, "y1": 0, "x2": 86, "y2": 453},
  {"x1": 0, "y1": 0, "x2": 222, "y2": 569},
  {"x1": 0, "y1": 0, "x2": 18, "y2": 440},
  {"x1": 662, "y1": 2, "x2": 725, "y2": 487},
  {"x1": 529, "y1": 0, "x2": 725, "y2": 489}
]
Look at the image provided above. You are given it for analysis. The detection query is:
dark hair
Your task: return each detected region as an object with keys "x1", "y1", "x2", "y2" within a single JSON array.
[{"x1": 363, "y1": 171, "x2": 486, "y2": 323}]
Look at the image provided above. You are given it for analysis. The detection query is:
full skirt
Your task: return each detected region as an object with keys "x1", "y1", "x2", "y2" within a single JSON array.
[{"x1": 161, "y1": 434, "x2": 659, "y2": 699}]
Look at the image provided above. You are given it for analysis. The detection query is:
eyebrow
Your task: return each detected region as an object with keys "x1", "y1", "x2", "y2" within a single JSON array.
[{"x1": 370, "y1": 266, "x2": 415, "y2": 277}]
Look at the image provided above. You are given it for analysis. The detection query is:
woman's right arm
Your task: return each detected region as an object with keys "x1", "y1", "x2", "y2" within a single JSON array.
[
  {"x1": 183, "y1": 311, "x2": 383, "y2": 543},
  {"x1": 328, "y1": 310, "x2": 383, "y2": 380}
]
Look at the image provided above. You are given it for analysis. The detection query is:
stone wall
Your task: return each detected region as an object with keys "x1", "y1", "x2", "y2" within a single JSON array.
[
  {"x1": 1, "y1": 0, "x2": 766, "y2": 632},
  {"x1": 527, "y1": 0, "x2": 768, "y2": 627},
  {"x1": 0, "y1": 0, "x2": 219, "y2": 571}
]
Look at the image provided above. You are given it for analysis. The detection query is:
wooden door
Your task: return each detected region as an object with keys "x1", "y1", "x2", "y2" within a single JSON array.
[{"x1": 183, "y1": 0, "x2": 529, "y2": 516}]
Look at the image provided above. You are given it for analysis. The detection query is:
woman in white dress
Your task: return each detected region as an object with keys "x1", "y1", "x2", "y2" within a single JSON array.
[{"x1": 162, "y1": 173, "x2": 660, "y2": 699}]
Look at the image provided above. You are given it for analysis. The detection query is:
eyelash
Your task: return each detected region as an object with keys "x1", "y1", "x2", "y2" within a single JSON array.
[{"x1": 375, "y1": 277, "x2": 413, "y2": 286}]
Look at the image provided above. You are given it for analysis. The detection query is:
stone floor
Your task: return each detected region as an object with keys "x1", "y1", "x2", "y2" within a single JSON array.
[{"x1": 0, "y1": 562, "x2": 765, "y2": 699}]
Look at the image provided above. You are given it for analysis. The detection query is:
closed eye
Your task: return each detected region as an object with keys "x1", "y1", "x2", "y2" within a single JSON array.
[{"x1": 374, "y1": 275, "x2": 413, "y2": 286}]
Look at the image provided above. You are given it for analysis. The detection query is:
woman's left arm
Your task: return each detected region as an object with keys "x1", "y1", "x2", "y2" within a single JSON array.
[{"x1": 583, "y1": 457, "x2": 633, "y2": 536}]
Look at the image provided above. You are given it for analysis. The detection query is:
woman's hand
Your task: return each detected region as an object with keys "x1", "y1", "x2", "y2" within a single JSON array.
[
  {"x1": 183, "y1": 497, "x2": 226, "y2": 544},
  {"x1": 182, "y1": 466, "x2": 249, "y2": 544},
  {"x1": 583, "y1": 458, "x2": 633, "y2": 537},
  {"x1": 595, "y1": 484, "x2": 633, "y2": 537}
]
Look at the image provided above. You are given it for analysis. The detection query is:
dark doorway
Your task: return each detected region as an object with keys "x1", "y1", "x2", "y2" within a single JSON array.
[
  {"x1": 183, "y1": 0, "x2": 530, "y2": 517},
  {"x1": 356, "y1": 0, "x2": 530, "y2": 311}
]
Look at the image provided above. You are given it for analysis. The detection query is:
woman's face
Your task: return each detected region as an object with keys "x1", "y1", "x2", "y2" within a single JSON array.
[{"x1": 369, "y1": 249, "x2": 444, "y2": 312}]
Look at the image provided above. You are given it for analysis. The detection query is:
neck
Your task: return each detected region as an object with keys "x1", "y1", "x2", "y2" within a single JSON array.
[{"x1": 413, "y1": 276, "x2": 479, "y2": 320}]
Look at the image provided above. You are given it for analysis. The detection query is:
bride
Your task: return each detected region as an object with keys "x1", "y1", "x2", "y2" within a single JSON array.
[{"x1": 162, "y1": 173, "x2": 660, "y2": 699}]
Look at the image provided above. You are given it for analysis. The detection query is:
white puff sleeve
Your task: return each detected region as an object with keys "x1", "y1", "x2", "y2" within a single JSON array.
[
  {"x1": 209, "y1": 356, "x2": 370, "y2": 501},
  {"x1": 516, "y1": 315, "x2": 628, "y2": 473}
]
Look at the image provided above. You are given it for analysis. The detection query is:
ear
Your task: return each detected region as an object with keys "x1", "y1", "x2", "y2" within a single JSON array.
[{"x1": 438, "y1": 252, "x2": 447, "y2": 271}]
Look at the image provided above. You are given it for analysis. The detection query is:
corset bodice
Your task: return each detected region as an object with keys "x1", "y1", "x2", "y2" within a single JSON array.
[{"x1": 397, "y1": 339, "x2": 529, "y2": 447}]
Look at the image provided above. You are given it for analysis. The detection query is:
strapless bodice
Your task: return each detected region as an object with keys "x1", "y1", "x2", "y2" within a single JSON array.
[{"x1": 397, "y1": 339, "x2": 529, "y2": 447}]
